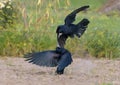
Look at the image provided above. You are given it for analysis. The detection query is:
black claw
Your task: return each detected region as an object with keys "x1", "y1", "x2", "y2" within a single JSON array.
[{"x1": 55, "y1": 69, "x2": 64, "y2": 75}]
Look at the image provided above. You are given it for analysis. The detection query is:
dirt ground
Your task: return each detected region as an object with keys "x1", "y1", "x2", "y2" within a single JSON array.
[{"x1": 0, "y1": 57, "x2": 120, "y2": 85}]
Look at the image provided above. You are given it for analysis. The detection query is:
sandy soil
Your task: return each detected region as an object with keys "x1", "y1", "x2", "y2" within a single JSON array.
[{"x1": 0, "y1": 57, "x2": 120, "y2": 85}]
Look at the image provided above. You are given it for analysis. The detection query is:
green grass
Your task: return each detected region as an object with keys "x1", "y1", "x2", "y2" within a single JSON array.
[{"x1": 0, "y1": 0, "x2": 120, "y2": 58}]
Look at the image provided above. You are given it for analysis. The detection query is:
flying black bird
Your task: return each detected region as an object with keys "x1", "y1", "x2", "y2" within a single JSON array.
[
  {"x1": 56, "y1": 5, "x2": 90, "y2": 48},
  {"x1": 25, "y1": 47, "x2": 72, "y2": 74},
  {"x1": 24, "y1": 6, "x2": 90, "y2": 75}
]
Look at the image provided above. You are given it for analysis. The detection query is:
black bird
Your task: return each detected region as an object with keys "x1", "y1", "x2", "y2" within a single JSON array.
[
  {"x1": 24, "y1": 6, "x2": 90, "y2": 75},
  {"x1": 56, "y1": 5, "x2": 90, "y2": 48},
  {"x1": 25, "y1": 47, "x2": 72, "y2": 74}
]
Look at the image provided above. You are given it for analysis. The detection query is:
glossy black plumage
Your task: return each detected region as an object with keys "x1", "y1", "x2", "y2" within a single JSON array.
[
  {"x1": 56, "y1": 5, "x2": 90, "y2": 48},
  {"x1": 25, "y1": 50, "x2": 59, "y2": 67},
  {"x1": 64, "y1": 5, "x2": 89, "y2": 25},
  {"x1": 56, "y1": 49, "x2": 72, "y2": 74},
  {"x1": 55, "y1": 47, "x2": 73, "y2": 74},
  {"x1": 24, "y1": 6, "x2": 90, "y2": 75},
  {"x1": 24, "y1": 47, "x2": 72, "y2": 74}
]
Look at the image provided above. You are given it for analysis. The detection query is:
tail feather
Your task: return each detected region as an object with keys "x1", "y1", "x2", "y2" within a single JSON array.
[{"x1": 75, "y1": 18, "x2": 90, "y2": 38}]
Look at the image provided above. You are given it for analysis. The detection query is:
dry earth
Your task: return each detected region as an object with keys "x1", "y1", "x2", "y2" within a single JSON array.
[
  {"x1": 0, "y1": 57, "x2": 120, "y2": 85},
  {"x1": 99, "y1": 0, "x2": 120, "y2": 14}
]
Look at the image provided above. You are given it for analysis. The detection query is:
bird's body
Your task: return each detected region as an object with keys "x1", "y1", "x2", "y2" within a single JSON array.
[
  {"x1": 25, "y1": 47, "x2": 72, "y2": 74},
  {"x1": 56, "y1": 50, "x2": 72, "y2": 74},
  {"x1": 25, "y1": 5, "x2": 90, "y2": 75},
  {"x1": 57, "y1": 24, "x2": 76, "y2": 35},
  {"x1": 56, "y1": 6, "x2": 90, "y2": 48}
]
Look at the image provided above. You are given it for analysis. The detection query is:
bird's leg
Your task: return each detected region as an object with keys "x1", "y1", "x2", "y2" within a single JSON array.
[{"x1": 55, "y1": 67, "x2": 64, "y2": 75}]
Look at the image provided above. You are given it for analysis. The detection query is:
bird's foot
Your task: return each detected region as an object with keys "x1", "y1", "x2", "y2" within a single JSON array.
[{"x1": 55, "y1": 69, "x2": 64, "y2": 75}]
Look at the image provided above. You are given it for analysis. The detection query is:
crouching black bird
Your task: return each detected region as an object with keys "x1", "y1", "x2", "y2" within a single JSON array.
[
  {"x1": 25, "y1": 47, "x2": 72, "y2": 74},
  {"x1": 56, "y1": 5, "x2": 90, "y2": 48}
]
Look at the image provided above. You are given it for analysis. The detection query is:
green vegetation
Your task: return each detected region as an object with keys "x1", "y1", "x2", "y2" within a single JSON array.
[
  {"x1": 0, "y1": 0, "x2": 120, "y2": 59},
  {"x1": 101, "y1": 83, "x2": 113, "y2": 85},
  {"x1": 0, "y1": 0, "x2": 21, "y2": 29},
  {"x1": 84, "y1": 29, "x2": 120, "y2": 58}
]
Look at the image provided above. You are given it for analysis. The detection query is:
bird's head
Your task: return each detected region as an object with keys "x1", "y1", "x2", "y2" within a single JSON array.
[
  {"x1": 56, "y1": 47, "x2": 67, "y2": 54},
  {"x1": 56, "y1": 25, "x2": 66, "y2": 33}
]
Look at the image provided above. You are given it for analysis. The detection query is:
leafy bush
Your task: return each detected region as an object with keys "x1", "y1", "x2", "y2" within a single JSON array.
[
  {"x1": 0, "y1": 0, "x2": 120, "y2": 59},
  {"x1": 0, "y1": 0, "x2": 72, "y2": 57},
  {"x1": 0, "y1": 30, "x2": 57, "y2": 56},
  {"x1": 84, "y1": 28, "x2": 120, "y2": 59},
  {"x1": 0, "y1": 0, "x2": 20, "y2": 29}
]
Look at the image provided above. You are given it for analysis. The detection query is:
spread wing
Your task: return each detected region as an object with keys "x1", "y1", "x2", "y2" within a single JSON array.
[
  {"x1": 24, "y1": 50, "x2": 60, "y2": 67},
  {"x1": 64, "y1": 5, "x2": 89, "y2": 25},
  {"x1": 57, "y1": 33, "x2": 68, "y2": 48}
]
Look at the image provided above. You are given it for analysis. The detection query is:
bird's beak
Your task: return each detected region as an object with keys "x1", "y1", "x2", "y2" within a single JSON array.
[
  {"x1": 57, "y1": 43, "x2": 60, "y2": 47},
  {"x1": 58, "y1": 33, "x2": 63, "y2": 38}
]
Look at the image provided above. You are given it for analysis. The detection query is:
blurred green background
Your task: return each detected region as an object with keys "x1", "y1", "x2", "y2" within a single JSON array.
[{"x1": 0, "y1": 0, "x2": 120, "y2": 59}]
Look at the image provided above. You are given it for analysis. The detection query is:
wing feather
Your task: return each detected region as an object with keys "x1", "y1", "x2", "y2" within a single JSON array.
[
  {"x1": 24, "y1": 50, "x2": 60, "y2": 67},
  {"x1": 65, "y1": 5, "x2": 89, "y2": 25}
]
